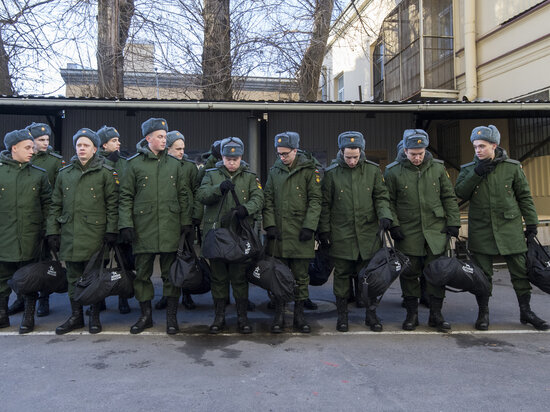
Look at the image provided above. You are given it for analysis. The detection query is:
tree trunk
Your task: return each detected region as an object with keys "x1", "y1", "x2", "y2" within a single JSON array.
[
  {"x1": 202, "y1": 0, "x2": 232, "y2": 100},
  {"x1": 298, "y1": 0, "x2": 334, "y2": 101},
  {"x1": 97, "y1": 0, "x2": 134, "y2": 98},
  {"x1": 0, "y1": 30, "x2": 14, "y2": 95}
]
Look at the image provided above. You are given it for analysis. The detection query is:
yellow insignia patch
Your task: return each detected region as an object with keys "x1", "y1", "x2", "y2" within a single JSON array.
[
  {"x1": 114, "y1": 129, "x2": 118, "y2": 133},
  {"x1": 477, "y1": 131, "x2": 481, "y2": 135},
  {"x1": 351, "y1": 137, "x2": 355, "y2": 142},
  {"x1": 162, "y1": 121, "x2": 165, "y2": 126},
  {"x1": 446, "y1": 171, "x2": 450, "y2": 178},
  {"x1": 256, "y1": 178, "x2": 262, "y2": 189},
  {"x1": 417, "y1": 139, "x2": 421, "y2": 144},
  {"x1": 278, "y1": 138, "x2": 282, "y2": 143},
  {"x1": 41, "y1": 127, "x2": 45, "y2": 131},
  {"x1": 231, "y1": 147, "x2": 236, "y2": 152},
  {"x1": 82, "y1": 130, "x2": 86, "y2": 133},
  {"x1": 316, "y1": 177, "x2": 320, "y2": 183}
]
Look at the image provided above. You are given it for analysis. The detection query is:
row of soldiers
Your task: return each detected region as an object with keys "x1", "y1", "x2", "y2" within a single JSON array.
[{"x1": 0, "y1": 118, "x2": 547, "y2": 335}]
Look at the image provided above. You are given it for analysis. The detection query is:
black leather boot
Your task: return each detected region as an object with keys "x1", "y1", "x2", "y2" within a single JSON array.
[
  {"x1": 475, "y1": 295, "x2": 490, "y2": 331},
  {"x1": 271, "y1": 298, "x2": 285, "y2": 334},
  {"x1": 85, "y1": 299, "x2": 106, "y2": 316},
  {"x1": 118, "y1": 296, "x2": 131, "y2": 314},
  {"x1": 56, "y1": 299, "x2": 85, "y2": 335},
  {"x1": 293, "y1": 300, "x2": 311, "y2": 333},
  {"x1": 7, "y1": 294, "x2": 24, "y2": 316},
  {"x1": 209, "y1": 298, "x2": 226, "y2": 334},
  {"x1": 365, "y1": 298, "x2": 382, "y2": 332},
  {"x1": 182, "y1": 293, "x2": 196, "y2": 310},
  {"x1": 154, "y1": 296, "x2": 167, "y2": 310},
  {"x1": 89, "y1": 302, "x2": 102, "y2": 334},
  {"x1": 37, "y1": 294, "x2": 50, "y2": 317},
  {"x1": 428, "y1": 296, "x2": 451, "y2": 332},
  {"x1": 19, "y1": 294, "x2": 37, "y2": 334},
  {"x1": 335, "y1": 297, "x2": 348, "y2": 332},
  {"x1": 402, "y1": 297, "x2": 419, "y2": 331},
  {"x1": 166, "y1": 297, "x2": 180, "y2": 335},
  {"x1": 304, "y1": 298, "x2": 318, "y2": 310},
  {"x1": 0, "y1": 296, "x2": 9, "y2": 328},
  {"x1": 130, "y1": 301, "x2": 153, "y2": 334},
  {"x1": 518, "y1": 293, "x2": 549, "y2": 331},
  {"x1": 236, "y1": 299, "x2": 252, "y2": 334}
]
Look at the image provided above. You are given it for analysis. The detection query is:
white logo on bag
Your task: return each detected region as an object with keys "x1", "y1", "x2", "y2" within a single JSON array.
[
  {"x1": 462, "y1": 264, "x2": 474, "y2": 274},
  {"x1": 545, "y1": 261, "x2": 550, "y2": 268},
  {"x1": 392, "y1": 261, "x2": 402, "y2": 272},
  {"x1": 47, "y1": 266, "x2": 56, "y2": 276},
  {"x1": 110, "y1": 271, "x2": 121, "y2": 281},
  {"x1": 244, "y1": 242, "x2": 251, "y2": 255},
  {"x1": 253, "y1": 266, "x2": 261, "y2": 279}
]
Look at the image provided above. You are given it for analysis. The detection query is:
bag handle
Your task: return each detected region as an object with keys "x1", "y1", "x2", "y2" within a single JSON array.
[
  {"x1": 111, "y1": 244, "x2": 128, "y2": 273},
  {"x1": 531, "y1": 235, "x2": 550, "y2": 260}
]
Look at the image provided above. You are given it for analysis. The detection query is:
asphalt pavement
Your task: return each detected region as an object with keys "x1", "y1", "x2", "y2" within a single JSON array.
[{"x1": 1, "y1": 264, "x2": 549, "y2": 411}]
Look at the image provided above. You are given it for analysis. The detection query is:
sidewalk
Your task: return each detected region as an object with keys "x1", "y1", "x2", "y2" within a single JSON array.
[{"x1": 2, "y1": 262, "x2": 549, "y2": 335}]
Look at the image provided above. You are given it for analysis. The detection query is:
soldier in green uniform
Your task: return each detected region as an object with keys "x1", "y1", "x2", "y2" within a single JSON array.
[
  {"x1": 196, "y1": 140, "x2": 222, "y2": 190},
  {"x1": 197, "y1": 137, "x2": 264, "y2": 334},
  {"x1": 165, "y1": 130, "x2": 201, "y2": 310},
  {"x1": 319, "y1": 131, "x2": 393, "y2": 332},
  {"x1": 0, "y1": 129, "x2": 51, "y2": 333},
  {"x1": 6, "y1": 123, "x2": 64, "y2": 318},
  {"x1": 46, "y1": 128, "x2": 119, "y2": 335},
  {"x1": 455, "y1": 125, "x2": 547, "y2": 331},
  {"x1": 385, "y1": 129, "x2": 460, "y2": 332},
  {"x1": 97, "y1": 125, "x2": 131, "y2": 315},
  {"x1": 263, "y1": 131, "x2": 322, "y2": 333},
  {"x1": 118, "y1": 118, "x2": 192, "y2": 335}
]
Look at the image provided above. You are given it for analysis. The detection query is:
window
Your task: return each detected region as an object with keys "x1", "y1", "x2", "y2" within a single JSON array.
[{"x1": 336, "y1": 74, "x2": 344, "y2": 101}]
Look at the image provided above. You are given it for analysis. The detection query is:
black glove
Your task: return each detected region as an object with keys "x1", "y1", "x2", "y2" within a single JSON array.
[
  {"x1": 47, "y1": 234, "x2": 61, "y2": 253},
  {"x1": 299, "y1": 228, "x2": 314, "y2": 242},
  {"x1": 265, "y1": 226, "x2": 281, "y2": 240},
  {"x1": 103, "y1": 232, "x2": 118, "y2": 246},
  {"x1": 120, "y1": 227, "x2": 135, "y2": 244},
  {"x1": 106, "y1": 151, "x2": 120, "y2": 163},
  {"x1": 389, "y1": 226, "x2": 405, "y2": 242},
  {"x1": 318, "y1": 232, "x2": 331, "y2": 248},
  {"x1": 525, "y1": 224, "x2": 538, "y2": 239},
  {"x1": 219, "y1": 180, "x2": 235, "y2": 194},
  {"x1": 234, "y1": 205, "x2": 248, "y2": 219},
  {"x1": 474, "y1": 159, "x2": 496, "y2": 176},
  {"x1": 181, "y1": 225, "x2": 194, "y2": 243},
  {"x1": 379, "y1": 218, "x2": 393, "y2": 231},
  {"x1": 445, "y1": 226, "x2": 460, "y2": 238}
]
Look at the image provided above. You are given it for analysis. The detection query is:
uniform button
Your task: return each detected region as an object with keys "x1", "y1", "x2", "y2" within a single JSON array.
[
  {"x1": 296, "y1": 186, "x2": 299, "y2": 190},
  {"x1": 90, "y1": 187, "x2": 94, "y2": 191},
  {"x1": 66, "y1": 187, "x2": 69, "y2": 190},
  {"x1": 243, "y1": 197, "x2": 247, "y2": 200},
  {"x1": 143, "y1": 184, "x2": 146, "y2": 186},
  {"x1": 32, "y1": 187, "x2": 36, "y2": 191},
  {"x1": 170, "y1": 176, "x2": 173, "y2": 179},
  {"x1": 405, "y1": 186, "x2": 408, "y2": 189},
  {"x1": 145, "y1": 176, "x2": 148, "y2": 179}
]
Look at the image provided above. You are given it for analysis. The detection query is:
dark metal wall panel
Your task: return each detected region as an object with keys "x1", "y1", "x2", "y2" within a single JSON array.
[
  {"x1": 265, "y1": 111, "x2": 415, "y2": 168},
  {"x1": 61, "y1": 109, "x2": 251, "y2": 161}
]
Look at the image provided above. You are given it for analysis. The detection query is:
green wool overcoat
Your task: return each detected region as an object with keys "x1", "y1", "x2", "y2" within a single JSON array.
[
  {"x1": 197, "y1": 160, "x2": 264, "y2": 233},
  {"x1": 0, "y1": 150, "x2": 51, "y2": 262},
  {"x1": 118, "y1": 139, "x2": 191, "y2": 254},
  {"x1": 455, "y1": 147, "x2": 538, "y2": 255},
  {"x1": 31, "y1": 146, "x2": 64, "y2": 186},
  {"x1": 319, "y1": 152, "x2": 393, "y2": 260},
  {"x1": 384, "y1": 151, "x2": 460, "y2": 257},
  {"x1": 47, "y1": 154, "x2": 118, "y2": 261},
  {"x1": 263, "y1": 151, "x2": 322, "y2": 259}
]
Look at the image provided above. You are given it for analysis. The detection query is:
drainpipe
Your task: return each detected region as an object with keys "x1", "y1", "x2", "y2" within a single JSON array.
[{"x1": 464, "y1": 0, "x2": 477, "y2": 100}]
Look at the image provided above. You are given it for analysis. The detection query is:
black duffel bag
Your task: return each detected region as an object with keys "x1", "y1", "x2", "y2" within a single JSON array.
[
  {"x1": 359, "y1": 230, "x2": 411, "y2": 301},
  {"x1": 526, "y1": 236, "x2": 550, "y2": 294},
  {"x1": 170, "y1": 234, "x2": 211, "y2": 294},
  {"x1": 74, "y1": 244, "x2": 135, "y2": 306},
  {"x1": 8, "y1": 240, "x2": 67, "y2": 295},
  {"x1": 309, "y1": 245, "x2": 333, "y2": 286},
  {"x1": 423, "y1": 238, "x2": 491, "y2": 297},
  {"x1": 246, "y1": 251, "x2": 295, "y2": 302},
  {"x1": 202, "y1": 189, "x2": 262, "y2": 263}
]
